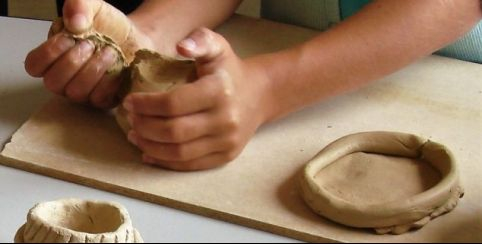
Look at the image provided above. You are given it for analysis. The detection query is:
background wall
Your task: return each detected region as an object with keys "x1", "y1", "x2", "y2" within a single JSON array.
[
  {"x1": 6, "y1": 0, "x2": 260, "y2": 20},
  {"x1": 7, "y1": 0, "x2": 57, "y2": 20}
]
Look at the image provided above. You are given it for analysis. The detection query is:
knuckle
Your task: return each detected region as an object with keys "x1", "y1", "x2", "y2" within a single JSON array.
[
  {"x1": 63, "y1": 52, "x2": 81, "y2": 67},
  {"x1": 224, "y1": 134, "x2": 241, "y2": 150},
  {"x1": 162, "y1": 95, "x2": 181, "y2": 115},
  {"x1": 198, "y1": 27, "x2": 221, "y2": 44},
  {"x1": 135, "y1": 139, "x2": 149, "y2": 153},
  {"x1": 43, "y1": 75, "x2": 62, "y2": 94},
  {"x1": 65, "y1": 85, "x2": 86, "y2": 103},
  {"x1": 91, "y1": 78, "x2": 120, "y2": 108},
  {"x1": 170, "y1": 144, "x2": 189, "y2": 161},
  {"x1": 224, "y1": 118, "x2": 238, "y2": 132},
  {"x1": 213, "y1": 73, "x2": 234, "y2": 102},
  {"x1": 224, "y1": 149, "x2": 240, "y2": 162},
  {"x1": 129, "y1": 116, "x2": 141, "y2": 131},
  {"x1": 164, "y1": 122, "x2": 185, "y2": 142},
  {"x1": 43, "y1": 44, "x2": 62, "y2": 61},
  {"x1": 223, "y1": 110, "x2": 241, "y2": 131},
  {"x1": 89, "y1": 93, "x2": 105, "y2": 107},
  {"x1": 197, "y1": 27, "x2": 212, "y2": 39},
  {"x1": 90, "y1": 89, "x2": 117, "y2": 108},
  {"x1": 137, "y1": 138, "x2": 155, "y2": 155},
  {"x1": 196, "y1": 27, "x2": 226, "y2": 57}
]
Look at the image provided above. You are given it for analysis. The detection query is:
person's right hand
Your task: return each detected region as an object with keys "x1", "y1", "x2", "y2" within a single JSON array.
[{"x1": 25, "y1": 0, "x2": 152, "y2": 109}]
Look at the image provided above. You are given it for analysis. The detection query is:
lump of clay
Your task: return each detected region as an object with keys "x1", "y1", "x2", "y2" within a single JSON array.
[
  {"x1": 48, "y1": 18, "x2": 128, "y2": 75},
  {"x1": 299, "y1": 131, "x2": 464, "y2": 235},
  {"x1": 14, "y1": 199, "x2": 143, "y2": 243},
  {"x1": 115, "y1": 49, "x2": 196, "y2": 133},
  {"x1": 48, "y1": 18, "x2": 196, "y2": 135},
  {"x1": 49, "y1": 17, "x2": 196, "y2": 133}
]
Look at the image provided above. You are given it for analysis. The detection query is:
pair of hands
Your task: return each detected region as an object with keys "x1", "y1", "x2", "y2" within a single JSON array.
[{"x1": 25, "y1": 0, "x2": 270, "y2": 171}]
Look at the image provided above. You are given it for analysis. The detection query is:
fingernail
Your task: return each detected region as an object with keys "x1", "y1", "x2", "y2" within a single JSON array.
[
  {"x1": 127, "y1": 113, "x2": 134, "y2": 126},
  {"x1": 123, "y1": 97, "x2": 134, "y2": 112},
  {"x1": 101, "y1": 47, "x2": 117, "y2": 64},
  {"x1": 142, "y1": 155, "x2": 157, "y2": 164},
  {"x1": 79, "y1": 40, "x2": 94, "y2": 53},
  {"x1": 67, "y1": 14, "x2": 89, "y2": 33},
  {"x1": 179, "y1": 38, "x2": 197, "y2": 52},
  {"x1": 127, "y1": 130, "x2": 138, "y2": 145},
  {"x1": 56, "y1": 35, "x2": 75, "y2": 51}
]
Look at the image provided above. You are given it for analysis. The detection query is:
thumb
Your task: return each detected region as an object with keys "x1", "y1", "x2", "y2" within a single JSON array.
[
  {"x1": 62, "y1": 0, "x2": 102, "y2": 34},
  {"x1": 177, "y1": 28, "x2": 233, "y2": 64},
  {"x1": 61, "y1": 0, "x2": 135, "y2": 61}
]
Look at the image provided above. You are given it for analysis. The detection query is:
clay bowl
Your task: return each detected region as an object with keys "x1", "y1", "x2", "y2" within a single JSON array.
[
  {"x1": 299, "y1": 131, "x2": 463, "y2": 234},
  {"x1": 15, "y1": 199, "x2": 143, "y2": 243}
]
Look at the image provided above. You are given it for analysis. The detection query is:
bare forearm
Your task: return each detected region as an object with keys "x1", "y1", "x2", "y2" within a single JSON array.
[
  {"x1": 128, "y1": 0, "x2": 241, "y2": 55},
  {"x1": 253, "y1": 0, "x2": 482, "y2": 122}
]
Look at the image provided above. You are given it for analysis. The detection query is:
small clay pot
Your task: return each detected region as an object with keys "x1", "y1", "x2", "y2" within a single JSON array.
[
  {"x1": 299, "y1": 131, "x2": 464, "y2": 234},
  {"x1": 15, "y1": 199, "x2": 143, "y2": 243}
]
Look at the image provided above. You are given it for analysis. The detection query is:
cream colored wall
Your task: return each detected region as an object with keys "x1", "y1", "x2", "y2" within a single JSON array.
[
  {"x1": 7, "y1": 0, "x2": 57, "y2": 20},
  {"x1": 6, "y1": 0, "x2": 260, "y2": 20}
]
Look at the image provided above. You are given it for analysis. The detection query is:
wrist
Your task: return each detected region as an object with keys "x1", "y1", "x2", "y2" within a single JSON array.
[
  {"x1": 244, "y1": 56, "x2": 278, "y2": 126},
  {"x1": 129, "y1": 19, "x2": 155, "y2": 49},
  {"x1": 127, "y1": 16, "x2": 177, "y2": 56}
]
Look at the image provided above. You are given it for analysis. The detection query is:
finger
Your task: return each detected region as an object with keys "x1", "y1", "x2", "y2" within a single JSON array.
[
  {"x1": 62, "y1": 0, "x2": 101, "y2": 34},
  {"x1": 128, "y1": 131, "x2": 228, "y2": 163},
  {"x1": 128, "y1": 111, "x2": 223, "y2": 143},
  {"x1": 89, "y1": 67, "x2": 124, "y2": 109},
  {"x1": 63, "y1": 0, "x2": 132, "y2": 48},
  {"x1": 25, "y1": 34, "x2": 75, "y2": 77},
  {"x1": 65, "y1": 46, "x2": 118, "y2": 103},
  {"x1": 43, "y1": 40, "x2": 95, "y2": 95},
  {"x1": 142, "y1": 152, "x2": 236, "y2": 171},
  {"x1": 177, "y1": 27, "x2": 233, "y2": 64},
  {"x1": 123, "y1": 73, "x2": 224, "y2": 117}
]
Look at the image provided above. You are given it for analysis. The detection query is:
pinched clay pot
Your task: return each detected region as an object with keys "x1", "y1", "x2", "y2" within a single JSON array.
[
  {"x1": 115, "y1": 49, "x2": 196, "y2": 134},
  {"x1": 299, "y1": 131, "x2": 464, "y2": 235},
  {"x1": 15, "y1": 199, "x2": 143, "y2": 243}
]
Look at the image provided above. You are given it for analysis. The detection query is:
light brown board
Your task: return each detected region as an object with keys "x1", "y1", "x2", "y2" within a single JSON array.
[{"x1": 1, "y1": 16, "x2": 482, "y2": 242}]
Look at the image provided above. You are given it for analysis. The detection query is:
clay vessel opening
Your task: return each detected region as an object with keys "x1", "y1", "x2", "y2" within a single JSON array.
[{"x1": 35, "y1": 201, "x2": 124, "y2": 234}]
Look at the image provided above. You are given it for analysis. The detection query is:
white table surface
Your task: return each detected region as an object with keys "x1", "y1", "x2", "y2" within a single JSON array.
[{"x1": 0, "y1": 16, "x2": 297, "y2": 243}]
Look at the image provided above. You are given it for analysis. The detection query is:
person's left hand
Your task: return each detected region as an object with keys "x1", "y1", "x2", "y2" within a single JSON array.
[
  {"x1": 24, "y1": 0, "x2": 154, "y2": 109},
  {"x1": 122, "y1": 28, "x2": 271, "y2": 171}
]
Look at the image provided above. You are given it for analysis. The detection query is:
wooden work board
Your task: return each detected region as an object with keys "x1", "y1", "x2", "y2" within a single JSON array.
[{"x1": 1, "y1": 16, "x2": 481, "y2": 242}]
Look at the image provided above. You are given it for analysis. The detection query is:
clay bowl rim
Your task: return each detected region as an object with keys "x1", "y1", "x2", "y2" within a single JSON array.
[
  {"x1": 27, "y1": 198, "x2": 133, "y2": 236},
  {"x1": 300, "y1": 131, "x2": 460, "y2": 228}
]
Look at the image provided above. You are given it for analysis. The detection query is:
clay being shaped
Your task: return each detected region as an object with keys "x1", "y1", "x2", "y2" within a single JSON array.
[
  {"x1": 14, "y1": 199, "x2": 143, "y2": 243},
  {"x1": 48, "y1": 17, "x2": 130, "y2": 77},
  {"x1": 48, "y1": 16, "x2": 195, "y2": 134},
  {"x1": 299, "y1": 131, "x2": 464, "y2": 235},
  {"x1": 115, "y1": 50, "x2": 196, "y2": 133},
  {"x1": 48, "y1": 0, "x2": 143, "y2": 65}
]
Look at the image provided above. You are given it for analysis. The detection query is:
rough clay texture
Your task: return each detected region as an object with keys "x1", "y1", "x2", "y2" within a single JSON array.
[
  {"x1": 2, "y1": 16, "x2": 480, "y2": 243},
  {"x1": 14, "y1": 199, "x2": 143, "y2": 243},
  {"x1": 115, "y1": 50, "x2": 195, "y2": 133},
  {"x1": 48, "y1": 18, "x2": 195, "y2": 134},
  {"x1": 300, "y1": 131, "x2": 464, "y2": 235},
  {"x1": 48, "y1": 18, "x2": 127, "y2": 75}
]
